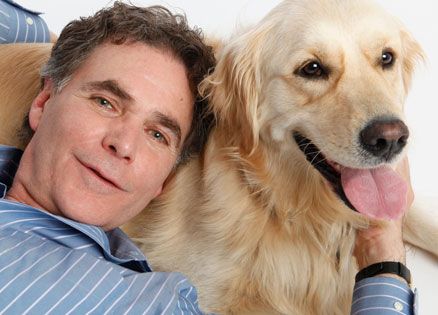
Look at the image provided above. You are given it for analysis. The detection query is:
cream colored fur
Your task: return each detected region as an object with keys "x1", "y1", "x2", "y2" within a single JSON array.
[
  {"x1": 129, "y1": 1, "x2": 437, "y2": 313},
  {"x1": 0, "y1": 43, "x2": 51, "y2": 149},
  {"x1": 0, "y1": 1, "x2": 437, "y2": 314}
]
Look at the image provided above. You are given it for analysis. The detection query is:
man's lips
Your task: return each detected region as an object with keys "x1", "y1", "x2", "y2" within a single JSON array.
[{"x1": 77, "y1": 159, "x2": 126, "y2": 191}]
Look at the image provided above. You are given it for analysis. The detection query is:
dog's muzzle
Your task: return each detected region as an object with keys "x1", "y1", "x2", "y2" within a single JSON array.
[{"x1": 293, "y1": 132, "x2": 356, "y2": 211}]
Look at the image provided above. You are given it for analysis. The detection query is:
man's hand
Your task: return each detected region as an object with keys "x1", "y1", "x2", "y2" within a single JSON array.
[{"x1": 354, "y1": 158, "x2": 414, "y2": 273}]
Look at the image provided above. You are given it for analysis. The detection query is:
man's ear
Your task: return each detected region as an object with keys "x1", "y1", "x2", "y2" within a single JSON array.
[{"x1": 29, "y1": 78, "x2": 53, "y2": 131}]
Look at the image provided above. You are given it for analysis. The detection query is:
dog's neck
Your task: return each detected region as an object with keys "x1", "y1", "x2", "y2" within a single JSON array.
[{"x1": 200, "y1": 129, "x2": 364, "y2": 313}]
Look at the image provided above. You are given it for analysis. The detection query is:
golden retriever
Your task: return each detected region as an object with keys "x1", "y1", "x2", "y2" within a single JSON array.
[
  {"x1": 0, "y1": 0, "x2": 437, "y2": 314},
  {"x1": 127, "y1": 0, "x2": 438, "y2": 314}
]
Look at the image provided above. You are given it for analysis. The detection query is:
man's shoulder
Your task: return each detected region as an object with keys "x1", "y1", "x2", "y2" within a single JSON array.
[
  {"x1": 0, "y1": 220, "x2": 202, "y2": 314},
  {"x1": 0, "y1": 0, "x2": 50, "y2": 44}
]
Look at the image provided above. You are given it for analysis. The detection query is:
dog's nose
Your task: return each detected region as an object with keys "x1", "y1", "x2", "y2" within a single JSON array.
[{"x1": 360, "y1": 119, "x2": 409, "y2": 160}]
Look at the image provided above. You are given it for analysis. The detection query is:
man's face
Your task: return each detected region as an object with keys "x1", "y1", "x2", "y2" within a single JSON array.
[{"x1": 18, "y1": 43, "x2": 194, "y2": 230}]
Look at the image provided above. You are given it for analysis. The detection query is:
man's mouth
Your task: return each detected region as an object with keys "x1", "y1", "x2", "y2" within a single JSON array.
[
  {"x1": 292, "y1": 132, "x2": 408, "y2": 220},
  {"x1": 78, "y1": 159, "x2": 124, "y2": 191},
  {"x1": 292, "y1": 132, "x2": 356, "y2": 211}
]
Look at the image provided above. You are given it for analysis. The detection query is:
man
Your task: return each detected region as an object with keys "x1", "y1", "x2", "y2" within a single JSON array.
[
  {"x1": 0, "y1": 2, "x2": 214, "y2": 313},
  {"x1": 0, "y1": 1, "x2": 416, "y2": 314}
]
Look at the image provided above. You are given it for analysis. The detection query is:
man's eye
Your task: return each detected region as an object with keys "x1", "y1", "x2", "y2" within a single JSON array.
[
  {"x1": 95, "y1": 97, "x2": 113, "y2": 109},
  {"x1": 149, "y1": 130, "x2": 168, "y2": 145}
]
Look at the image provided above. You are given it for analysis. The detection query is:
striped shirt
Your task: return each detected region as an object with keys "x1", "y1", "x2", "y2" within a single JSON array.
[
  {"x1": 352, "y1": 277, "x2": 417, "y2": 315},
  {"x1": 0, "y1": 145, "x2": 416, "y2": 314},
  {"x1": 0, "y1": 0, "x2": 50, "y2": 44},
  {"x1": 0, "y1": 145, "x2": 203, "y2": 314}
]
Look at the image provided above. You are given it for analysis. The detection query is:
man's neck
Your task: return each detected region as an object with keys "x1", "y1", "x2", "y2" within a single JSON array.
[
  {"x1": 6, "y1": 180, "x2": 50, "y2": 213},
  {"x1": 4, "y1": 144, "x2": 58, "y2": 216}
]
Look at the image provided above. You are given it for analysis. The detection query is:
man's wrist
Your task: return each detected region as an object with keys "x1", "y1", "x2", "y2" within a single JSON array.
[{"x1": 355, "y1": 238, "x2": 406, "y2": 270}]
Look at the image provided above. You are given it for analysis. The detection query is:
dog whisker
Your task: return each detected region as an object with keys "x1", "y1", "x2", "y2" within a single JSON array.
[
  {"x1": 313, "y1": 156, "x2": 328, "y2": 166},
  {"x1": 303, "y1": 150, "x2": 321, "y2": 179}
]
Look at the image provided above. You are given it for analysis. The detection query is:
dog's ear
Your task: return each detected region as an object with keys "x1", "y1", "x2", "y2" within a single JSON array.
[
  {"x1": 201, "y1": 30, "x2": 267, "y2": 154},
  {"x1": 400, "y1": 29, "x2": 426, "y2": 93}
]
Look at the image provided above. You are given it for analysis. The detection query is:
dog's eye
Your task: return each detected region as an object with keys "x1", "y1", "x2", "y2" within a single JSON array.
[
  {"x1": 298, "y1": 61, "x2": 327, "y2": 79},
  {"x1": 381, "y1": 51, "x2": 395, "y2": 68}
]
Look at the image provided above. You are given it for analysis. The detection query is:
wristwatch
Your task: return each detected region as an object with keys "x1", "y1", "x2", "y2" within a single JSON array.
[{"x1": 355, "y1": 261, "x2": 411, "y2": 284}]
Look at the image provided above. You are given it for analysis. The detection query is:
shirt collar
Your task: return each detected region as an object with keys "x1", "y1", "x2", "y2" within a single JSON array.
[{"x1": 56, "y1": 213, "x2": 151, "y2": 271}]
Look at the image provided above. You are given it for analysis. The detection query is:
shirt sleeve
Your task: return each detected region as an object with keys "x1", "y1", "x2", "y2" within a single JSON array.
[
  {"x1": 351, "y1": 276, "x2": 417, "y2": 315},
  {"x1": 0, "y1": 227, "x2": 204, "y2": 314},
  {"x1": 0, "y1": 0, "x2": 50, "y2": 43}
]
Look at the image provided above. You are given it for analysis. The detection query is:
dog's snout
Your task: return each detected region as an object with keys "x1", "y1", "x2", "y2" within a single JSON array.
[{"x1": 360, "y1": 119, "x2": 409, "y2": 160}]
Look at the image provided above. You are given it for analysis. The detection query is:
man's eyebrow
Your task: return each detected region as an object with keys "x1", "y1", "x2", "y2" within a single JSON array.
[
  {"x1": 153, "y1": 111, "x2": 182, "y2": 147},
  {"x1": 81, "y1": 80, "x2": 133, "y2": 101}
]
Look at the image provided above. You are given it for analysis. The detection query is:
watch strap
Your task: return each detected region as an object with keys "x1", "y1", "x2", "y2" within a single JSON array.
[{"x1": 355, "y1": 261, "x2": 411, "y2": 284}]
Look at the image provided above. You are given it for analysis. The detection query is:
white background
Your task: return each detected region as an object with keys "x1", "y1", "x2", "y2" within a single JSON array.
[{"x1": 20, "y1": 0, "x2": 437, "y2": 313}]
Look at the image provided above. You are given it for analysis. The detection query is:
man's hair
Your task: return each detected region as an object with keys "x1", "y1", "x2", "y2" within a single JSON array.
[{"x1": 24, "y1": 1, "x2": 215, "y2": 162}]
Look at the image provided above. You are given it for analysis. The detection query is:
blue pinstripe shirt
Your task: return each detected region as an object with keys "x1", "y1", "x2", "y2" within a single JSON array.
[
  {"x1": 0, "y1": 145, "x2": 203, "y2": 314},
  {"x1": 0, "y1": 0, "x2": 50, "y2": 44},
  {"x1": 0, "y1": 145, "x2": 416, "y2": 314}
]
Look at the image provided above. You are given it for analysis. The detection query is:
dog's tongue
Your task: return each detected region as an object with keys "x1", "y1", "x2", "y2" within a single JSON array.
[{"x1": 340, "y1": 166, "x2": 407, "y2": 220}]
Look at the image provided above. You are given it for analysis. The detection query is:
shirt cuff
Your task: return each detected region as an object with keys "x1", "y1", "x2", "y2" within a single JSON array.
[{"x1": 351, "y1": 276, "x2": 417, "y2": 315}]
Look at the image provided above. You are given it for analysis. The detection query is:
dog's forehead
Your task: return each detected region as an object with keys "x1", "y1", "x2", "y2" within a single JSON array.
[
  {"x1": 277, "y1": 0, "x2": 391, "y2": 18},
  {"x1": 262, "y1": 0, "x2": 405, "y2": 64},
  {"x1": 273, "y1": 0, "x2": 402, "y2": 42}
]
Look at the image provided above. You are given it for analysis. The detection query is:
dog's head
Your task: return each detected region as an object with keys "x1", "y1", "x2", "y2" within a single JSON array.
[{"x1": 203, "y1": 0, "x2": 424, "y2": 218}]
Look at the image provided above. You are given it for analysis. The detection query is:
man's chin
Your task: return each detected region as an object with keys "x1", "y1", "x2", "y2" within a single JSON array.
[{"x1": 53, "y1": 193, "x2": 113, "y2": 228}]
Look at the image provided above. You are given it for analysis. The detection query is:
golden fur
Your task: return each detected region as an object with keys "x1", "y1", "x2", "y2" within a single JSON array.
[
  {"x1": 0, "y1": 1, "x2": 437, "y2": 314},
  {"x1": 129, "y1": 1, "x2": 437, "y2": 313},
  {"x1": 0, "y1": 43, "x2": 51, "y2": 149}
]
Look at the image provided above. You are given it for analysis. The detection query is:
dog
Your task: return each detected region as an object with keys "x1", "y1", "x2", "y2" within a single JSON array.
[
  {"x1": 126, "y1": 0, "x2": 438, "y2": 314},
  {"x1": 0, "y1": 0, "x2": 437, "y2": 314}
]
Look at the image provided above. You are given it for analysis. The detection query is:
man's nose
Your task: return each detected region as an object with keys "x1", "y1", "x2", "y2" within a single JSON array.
[{"x1": 102, "y1": 124, "x2": 139, "y2": 163}]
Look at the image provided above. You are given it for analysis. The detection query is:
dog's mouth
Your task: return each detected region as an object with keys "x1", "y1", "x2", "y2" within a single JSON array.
[
  {"x1": 293, "y1": 132, "x2": 355, "y2": 211},
  {"x1": 293, "y1": 132, "x2": 408, "y2": 220}
]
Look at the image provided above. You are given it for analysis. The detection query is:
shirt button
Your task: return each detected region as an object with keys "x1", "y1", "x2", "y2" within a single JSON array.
[
  {"x1": 394, "y1": 301, "x2": 404, "y2": 311},
  {"x1": 26, "y1": 17, "x2": 34, "y2": 25}
]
